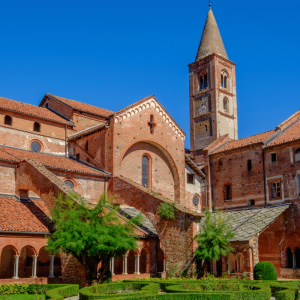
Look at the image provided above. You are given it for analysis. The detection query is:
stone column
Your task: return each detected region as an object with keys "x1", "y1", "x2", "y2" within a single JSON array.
[
  {"x1": 13, "y1": 255, "x2": 20, "y2": 279},
  {"x1": 110, "y1": 257, "x2": 115, "y2": 275},
  {"x1": 163, "y1": 259, "x2": 166, "y2": 273},
  {"x1": 48, "y1": 255, "x2": 55, "y2": 278},
  {"x1": 122, "y1": 255, "x2": 128, "y2": 275},
  {"x1": 293, "y1": 252, "x2": 296, "y2": 269},
  {"x1": 32, "y1": 255, "x2": 38, "y2": 278},
  {"x1": 134, "y1": 255, "x2": 140, "y2": 274}
]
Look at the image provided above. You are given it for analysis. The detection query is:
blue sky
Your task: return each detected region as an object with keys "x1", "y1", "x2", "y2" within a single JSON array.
[{"x1": 0, "y1": 0, "x2": 299, "y2": 148}]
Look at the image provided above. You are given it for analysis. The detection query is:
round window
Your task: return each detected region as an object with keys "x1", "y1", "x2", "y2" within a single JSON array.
[
  {"x1": 64, "y1": 180, "x2": 74, "y2": 189},
  {"x1": 31, "y1": 142, "x2": 41, "y2": 153},
  {"x1": 193, "y1": 196, "x2": 199, "y2": 207}
]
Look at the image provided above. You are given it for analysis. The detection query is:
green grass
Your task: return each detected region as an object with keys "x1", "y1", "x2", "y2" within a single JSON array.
[{"x1": 0, "y1": 295, "x2": 45, "y2": 300}]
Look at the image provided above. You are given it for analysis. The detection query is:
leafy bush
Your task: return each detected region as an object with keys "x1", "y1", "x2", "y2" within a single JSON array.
[
  {"x1": 254, "y1": 261, "x2": 277, "y2": 280},
  {"x1": 157, "y1": 202, "x2": 175, "y2": 220},
  {"x1": 0, "y1": 284, "x2": 29, "y2": 295}
]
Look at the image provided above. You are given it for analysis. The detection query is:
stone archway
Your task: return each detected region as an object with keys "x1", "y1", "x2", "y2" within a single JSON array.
[{"x1": 0, "y1": 246, "x2": 18, "y2": 279}]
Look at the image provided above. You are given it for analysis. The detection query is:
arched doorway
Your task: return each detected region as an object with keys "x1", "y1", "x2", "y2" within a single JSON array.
[
  {"x1": 0, "y1": 246, "x2": 17, "y2": 279},
  {"x1": 19, "y1": 246, "x2": 35, "y2": 278},
  {"x1": 53, "y1": 253, "x2": 61, "y2": 277},
  {"x1": 114, "y1": 256, "x2": 123, "y2": 275},
  {"x1": 216, "y1": 257, "x2": 223, "y2": 277},
  {"x1": 228, "y1": 253, "x2": 236, "y2": 273},
  {"x1": 296, "y1": 247, "x2": 300, "y2": 268},
  {"x1": 140, "y1": 249, "x2": 148, "y2": 274},
  {"x1": 157, "y1": 247, "x2": 165, "y2": 273},
  {"x1": 237, "y1": 253, "x2": 244, "y2": 273},
  {"x1": 37, "y1": 247, "x2": 50, "y2": 277},
  {"x1": 287, "y1": 248, "x2": 293, "y2": 268},
  {"x1": 127, "y1": 250, "x2": 135, "y2": 274}
]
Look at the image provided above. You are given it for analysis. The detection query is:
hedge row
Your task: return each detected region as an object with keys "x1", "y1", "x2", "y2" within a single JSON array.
[
  {"x1": 79, "y1": 282, "x2": 159, "y2": 300},
  {"x1": 45, "y1": 284, "x2": 79, "y2": 300}
]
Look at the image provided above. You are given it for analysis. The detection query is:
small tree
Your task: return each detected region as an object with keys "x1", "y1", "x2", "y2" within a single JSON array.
[
  {"x1": 46, "y1": 192, "x2": 142, "y2": 284},
  {"x1": 194, "y1": 209, "x2": 235, "y2": 278}
]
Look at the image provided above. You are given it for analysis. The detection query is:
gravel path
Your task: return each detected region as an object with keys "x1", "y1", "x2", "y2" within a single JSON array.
[{"x1": 64, "y1": 296, "x2": 79, "y2": 300}]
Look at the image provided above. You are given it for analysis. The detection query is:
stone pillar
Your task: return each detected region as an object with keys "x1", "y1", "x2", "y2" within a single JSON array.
[
  {"x1": 134, "y1": 255, "x2": 140, "y2": 274},
  {"x1": 293, "y1": 252, "x2": 296, "y2": 269},
  {"x1": 13, "y1": 255, "x2": 20, "y2": 279},
  {"x1": 32, "y1": 255, "x2": 38, "y2": 278},
  {"x1": 110, "y1": 257, "x2": 115, "y2": 275},
  {"x1": 122, "y1": 255, "x2": 128, "y2": 275},
  {"x1": 49, "y1": 255, "x2": 55, "y2": 278},
  {"x1": 163, "y1": 259, "x2": 166, "y2": 273}
]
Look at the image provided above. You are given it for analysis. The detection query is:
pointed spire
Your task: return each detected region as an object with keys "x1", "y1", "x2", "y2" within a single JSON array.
[{"x1": 195, "y1": 7, "x2": 228, "y2": 61}]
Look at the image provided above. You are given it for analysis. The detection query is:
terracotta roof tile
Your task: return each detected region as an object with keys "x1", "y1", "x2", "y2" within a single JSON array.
[
  {"x1": 0, "y1": 197, "x2": 52, "y2": 233},
  {"x1": 119, "y1": 176, "x2": 203, "y2": 217},
  {"x1": 0, "y1": 146, "x2": 106, "y2": 177},
  {"x1": 265, "y1": 120, "x2": 300, "y2": 148},
  {"x1": 211, "y1": 130, "x2": 277, "y2": 154},
  {"x1": 204, "y1": 134, "x2": 231, "y2": 152},
  {"x1": 31, "y1": 199, "x2": 51, "y2": 216},
  {"x1": 47, "y1": 94, "x2": 113, "y2": 117},
  {"x1": 0, "y1": 96, "x2": 71, "y2": 125},
  {"x1": 68, "y1": 122, "x2": 107, "y2": 140}
]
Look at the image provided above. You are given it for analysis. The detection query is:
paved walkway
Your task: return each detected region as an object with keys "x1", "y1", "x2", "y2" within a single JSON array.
[{"x1": 65, "y1": 296, "x2": 79, "y2": 300}]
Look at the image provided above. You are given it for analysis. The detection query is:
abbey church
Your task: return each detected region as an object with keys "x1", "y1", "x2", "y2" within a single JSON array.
[{"x1": 0, "y1": 5, "x2": 299, "y2": 284}]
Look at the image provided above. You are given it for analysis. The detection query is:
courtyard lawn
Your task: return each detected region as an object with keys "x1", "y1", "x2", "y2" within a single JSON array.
[{"x1": 1, "y1": 295, "x2": 45, "y2": 300}]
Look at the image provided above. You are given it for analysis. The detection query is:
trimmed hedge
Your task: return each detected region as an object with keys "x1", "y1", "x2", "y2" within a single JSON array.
[
  {"x1": 254, "y1": 261, "x2": 277, "y2": 280},
  {"x1": 79, "y1": 282, "x2": 159, "y2": 300},
  {"x1": 46, "y1": 284, "x2": 79, "y2": 300}
]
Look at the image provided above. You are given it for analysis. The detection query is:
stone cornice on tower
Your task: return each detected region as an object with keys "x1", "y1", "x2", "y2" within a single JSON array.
[{"x1": 196, "y1": 8, "x2": 228, "y2": 61}]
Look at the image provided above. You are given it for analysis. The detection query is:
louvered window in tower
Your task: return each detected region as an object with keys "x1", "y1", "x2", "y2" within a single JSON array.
[{"x1": 142, "y1": 156, "x2": 149, "y2": 188}]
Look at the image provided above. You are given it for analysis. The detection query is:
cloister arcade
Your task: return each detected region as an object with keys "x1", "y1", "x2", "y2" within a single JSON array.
[
  {"x1": 0, "y1": 245, "x2": 61, "y2": 280},
  {"x1": 110, "y1": 247, "x2": 165, "y2": 276}
]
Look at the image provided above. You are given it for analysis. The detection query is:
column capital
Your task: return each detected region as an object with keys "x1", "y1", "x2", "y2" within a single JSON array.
[
  {"x1": 13, "y1": 255, "x2": 20, "y2": 258},
  {"x1": 122, "y1": 254, "x2": 128, "y2": 258},
  {"x1": 135, "y1": 254, "x2": 141, "y2": 258},
  {"x1": 32, "y1": 255, "x2": 38, "y2": 258}
]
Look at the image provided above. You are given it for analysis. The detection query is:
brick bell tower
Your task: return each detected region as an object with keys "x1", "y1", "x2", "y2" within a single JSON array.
[{"x1": 189, "y1": 4, "x2": 238, "y2": 151}]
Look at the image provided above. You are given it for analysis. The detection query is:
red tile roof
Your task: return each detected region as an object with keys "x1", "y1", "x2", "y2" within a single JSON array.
[
  {"x1": 0, "y1": 146, "x2": 106, "y2": 177},
  {"x1": 0, "y1": 96, "x2": 71, "y2": 125},
  {"x1": 68, "y1": 122, "x2": 107, "y2": 140},
  {"x1": 46, "y1": 94, "x2": 114, "y2": 117},
  {"x1": 265, "y1": 120, "x2": 300, "y2": 148},
  {"x1": 204, "y1": 134, "x2": 231, "y2": 153},
  {"x1": 0, "y1": 197, "x2": 52, "y2": 233},
  {"x1": 211, "y1": 130, "x2": 277, "y2": 154},
  {"x1": 31, "y1": 199, "x2": 51, "y2": 216}
]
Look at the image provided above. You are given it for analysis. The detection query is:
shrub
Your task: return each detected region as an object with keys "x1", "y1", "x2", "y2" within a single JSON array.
[
  {"x1": 254, "y1": 261, "x2": 277, "y2": 280},
  {"x1": 46, "y1": 284, "x2": 79, "y2": 300},
  {"x1": 157, "y1": 202, "x2": 175, "y2": 220}
]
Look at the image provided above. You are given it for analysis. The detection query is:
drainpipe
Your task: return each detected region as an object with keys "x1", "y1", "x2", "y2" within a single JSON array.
[
  {"x1": 65, "y1": 124, "x2": 68, "y2": 158},
  {"x1": 262, "y1": 149, "x2": 267, "y2": 207}
]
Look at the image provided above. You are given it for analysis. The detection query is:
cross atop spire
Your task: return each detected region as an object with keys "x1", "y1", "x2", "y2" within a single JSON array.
[
  {"x1": 195, "y1": 6, "x2": 228, "y2": 61},
  {"x1": 208, "y1": 0, "x2": 211, "y2": 10}
]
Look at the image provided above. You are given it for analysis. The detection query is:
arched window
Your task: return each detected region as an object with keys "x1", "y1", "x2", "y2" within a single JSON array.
[
  {"x1": 224, "y1": 184, "x2": 232, "y2": 201},
  {"x1": 30, "y1": 141, "x2": 42, "y2": 153},
  {"x1": 223, "y1": 97, "x2": 229, "y2": 112},
  {"x1": 4, "y1": 115, "x2": 12, "y2": 126},
  {"x1": 64, "y1": 180, "x2": 74, "y2": 189},
  {"x1": 33, "y1": 122, "x2": 40, "y2": 132},
  {"x1": 199, "y1": 71, "x2": 208, "y2": 90},
  {"x1": 287, "y1": 248, "x2": 293, "y2": 268},
  {"x1": 295, "y1": 148, "x2": 300, "y2": 162},
  {"x1": 221, "y1": 70, "x2": 229, "y2": 89},
  {"x1": 142, "y1": 155, "x2": 150, "y2": 188}
]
